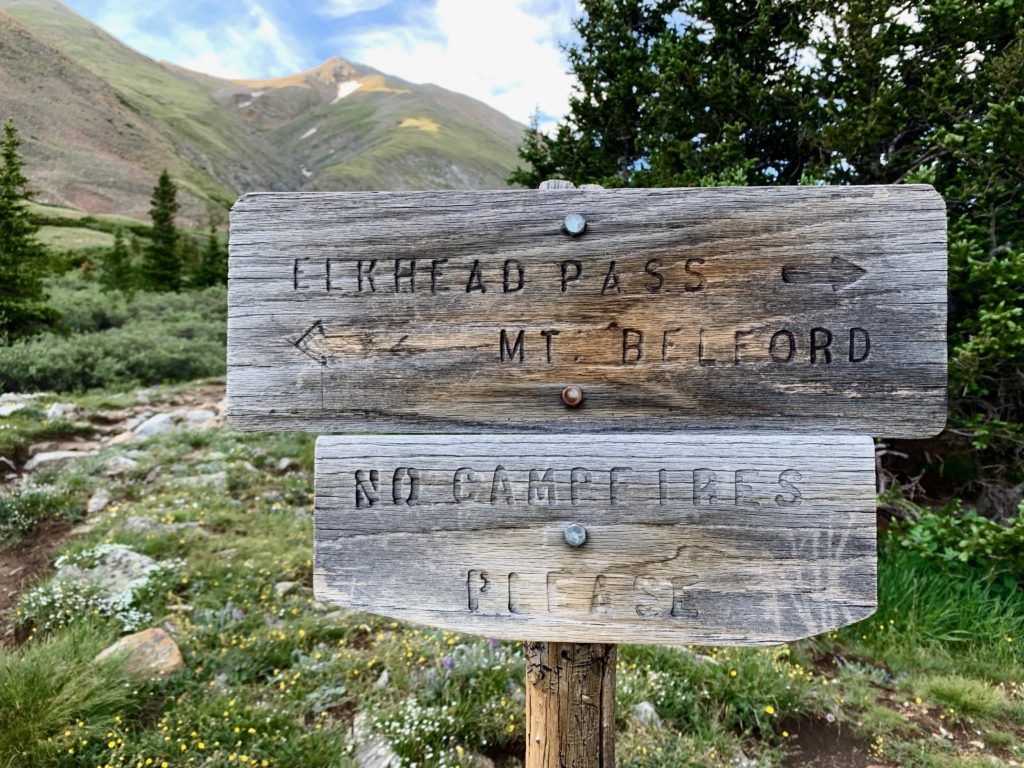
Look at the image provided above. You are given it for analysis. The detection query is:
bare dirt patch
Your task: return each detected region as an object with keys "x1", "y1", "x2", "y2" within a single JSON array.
[
  {"x1": 782, "y1": 716, "x2": 879, "y2": 768},
  {"x1": 0, "y1": 519, "x2": 72, "y2": 646}
]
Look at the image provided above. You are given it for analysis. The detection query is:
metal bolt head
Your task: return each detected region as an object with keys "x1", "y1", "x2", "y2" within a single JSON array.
[
  {"x1": 564, "y1": 523, "x2": 587, "y2": 548},
  {"x1": 561, "y1": 385, "x2": 584, "y2": 408},
  {"x1": 562, "y1": 212, "x2": 587, "y2": 236}
]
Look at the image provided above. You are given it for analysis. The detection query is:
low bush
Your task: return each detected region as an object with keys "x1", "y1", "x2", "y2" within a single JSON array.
[{"x1": 0, "y1": 278, "x2": 225, "y2": 392}]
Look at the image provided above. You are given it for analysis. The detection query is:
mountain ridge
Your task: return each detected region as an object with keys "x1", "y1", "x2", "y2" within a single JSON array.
[{"x1": 0, "y1": 0, "x2": 523, "y2": 224}]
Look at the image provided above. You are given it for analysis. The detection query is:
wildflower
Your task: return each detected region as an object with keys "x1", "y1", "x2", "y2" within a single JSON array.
[
  {"x1": 441, "y1": 656, "x2": 454, "y2": 669},
  {"x1": 729, "y1": 669, "x2": 737, "y2": 677},
  {"x1": 764, "y1": 705, "x2": 775, "y2": 715},
  {"x1": 233, "y1": 608, "x2": 245, "y2": 619},
  {"x1": 825, "y1": 713, "x2": 836, "y2": 724}
]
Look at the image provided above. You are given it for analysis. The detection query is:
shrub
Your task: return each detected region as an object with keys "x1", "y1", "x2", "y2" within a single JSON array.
[{"x1": 0, "y1": 277, "x2": 225, "y2": 392}]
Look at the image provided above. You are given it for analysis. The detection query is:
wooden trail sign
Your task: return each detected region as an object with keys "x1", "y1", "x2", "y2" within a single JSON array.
[
  {"x1": 228, "y1": 185, "x2": 946, "y2": 437},
  {"x1": 313, "y1": 433, "x2": 877, "y2": 645}
]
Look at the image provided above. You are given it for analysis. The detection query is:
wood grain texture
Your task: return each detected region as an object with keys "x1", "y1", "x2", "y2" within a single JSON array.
[
  {"x1": 228, "y1": 185, "x2": 946, "y2": 437},
  {"x1": 313, "y1": 433, "x2": 877, "y2": 644},
  {"x1": 526, "y1": 642, "x2": 615, "y2": 768}
]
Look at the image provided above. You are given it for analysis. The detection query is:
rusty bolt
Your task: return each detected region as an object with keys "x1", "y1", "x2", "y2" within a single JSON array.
[
  {"x1": 562, "y1": 212, "x2": 587, "y2": 236},
  {"x1": 564, "y1": 523, "x2": 587, "y2": 548},
  {"x1": 561, "y1": 385, "x2": 584, "y2": 408}
]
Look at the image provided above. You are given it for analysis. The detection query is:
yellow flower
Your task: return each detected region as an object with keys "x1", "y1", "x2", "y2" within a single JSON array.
[
  {"x1": 782, "y1": 731, "x2": 789, "y2": 738},
  {"x1": 764, "y1": 705, "x2": 775, "y2": 715},
  {"x1": 729, "y1": 669, "x2": 737, "y2": 677}
]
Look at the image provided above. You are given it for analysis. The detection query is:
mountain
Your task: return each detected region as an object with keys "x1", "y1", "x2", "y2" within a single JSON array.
[{"x1": 0, "y1": 0, "x2": 524, "y2": 224}]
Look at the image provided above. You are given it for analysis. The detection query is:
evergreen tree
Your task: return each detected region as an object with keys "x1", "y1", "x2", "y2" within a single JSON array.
[
  {"x1": 0, "y1": 119, "x2": 58, "y2": 343},
  {"x1": 513, "y1": 1, "x2": 1024, "y2": 504},
  {"x1": 142, "y1": 169, "x2": 181, "y2": 291},
  {"x1": 98, "y1": 227, "x2": 134, "y2": 295},
  {"x1": 193, "y1": 223, "x2": 228, "y2": 287}
]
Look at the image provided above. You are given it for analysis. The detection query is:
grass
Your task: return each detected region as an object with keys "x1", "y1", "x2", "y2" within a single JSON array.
[
  {"x1": 0, "y1": 392, "x2": 1020, "y2": 766},
  {"x1": 36, "y1": 225, "x2": 116, "y2": 251},
  {"x1": 0, "y1": 623, "x2": 138, "y2": 768},
  {"x1": 0, "y1": 487, "x2": 86, "y2": 547}
]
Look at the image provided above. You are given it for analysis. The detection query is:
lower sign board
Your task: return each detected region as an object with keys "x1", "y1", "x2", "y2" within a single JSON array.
[{"x1": 314, "y1": 434, "x2": 876, "y2": 645}]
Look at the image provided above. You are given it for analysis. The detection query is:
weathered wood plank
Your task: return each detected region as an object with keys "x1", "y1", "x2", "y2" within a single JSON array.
[
  {"x1": 526, "y1": 642, "x2": 616, "y2": 768},
  {"x1": 313, "y1": 434, "x2": 877, "y2": 645},
  {"x1": 228, "y1": 186, "x2": 946, "y2": 437}
]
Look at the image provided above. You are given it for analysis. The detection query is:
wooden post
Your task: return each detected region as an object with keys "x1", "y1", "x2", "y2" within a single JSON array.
[{"x1": 526, "y1": 641, "x2": 616, "y2": 768}]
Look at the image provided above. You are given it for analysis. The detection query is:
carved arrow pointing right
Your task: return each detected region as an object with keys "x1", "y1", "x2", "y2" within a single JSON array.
[{"x1": 781, "y1": 256, "x2": 867, "y2": 291}]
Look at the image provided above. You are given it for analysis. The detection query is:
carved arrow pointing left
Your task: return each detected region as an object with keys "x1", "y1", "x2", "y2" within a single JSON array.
[{"x1": 293, "y1": 320, "x2": 330, "y2": 366}]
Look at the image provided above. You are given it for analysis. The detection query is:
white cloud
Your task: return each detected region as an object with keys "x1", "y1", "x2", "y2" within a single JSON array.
[
  {"x1": 86, "y1": 1, "x2": 305, "y2": 79},
  {"x1": 337, "y1": 0, "x2": 579, "y2": 127},
  {"x1": 322, "y1": 0, "x2": 394, "y2": 17}
]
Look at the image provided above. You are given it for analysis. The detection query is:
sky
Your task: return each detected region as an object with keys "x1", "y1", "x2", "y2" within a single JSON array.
[{"x1": 63, "y1": 0, "x2": 580, "y2": 129}]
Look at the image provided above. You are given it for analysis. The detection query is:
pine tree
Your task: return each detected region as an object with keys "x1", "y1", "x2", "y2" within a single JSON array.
[
  {"x1": 142, "y1": 169, "x2": 181, "y2": 291},
  {"x1": 99, "y1": 227, "x2": 134, "y2": 295},
  {"x1": 193, "y1": 223, "x2": 227, "y2": 287},
  {"x1": 0, "y1": 119, "x2": 58, "y2": 343}
]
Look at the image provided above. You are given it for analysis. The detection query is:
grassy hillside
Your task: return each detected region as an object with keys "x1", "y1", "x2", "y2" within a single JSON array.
[{"x1": 0, "y1": 0, "x2": 524, "y2": 224}]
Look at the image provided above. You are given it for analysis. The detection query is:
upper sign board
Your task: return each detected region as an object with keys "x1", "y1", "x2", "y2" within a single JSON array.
[
  {"x1": 314, "y1": 434, "x2": 877, "y2": 645},
  {"x1": 228, "y1": 186, "x2": 946, "y2": 437}
]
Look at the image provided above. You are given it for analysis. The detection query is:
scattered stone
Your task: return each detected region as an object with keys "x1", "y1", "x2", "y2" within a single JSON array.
[
  {"x1": 470, "y1": 755, "x2": 496, "y2": 768},
  {"x1": 144, "y1": 466, "x2": 162, "y2": 484},
  {"x1": 262, "y1": 490, "x2": 284, "y2": 503},
  {"x1": 124, "y1": 413, "x2": 150, "y2": 431},
  {"x1": 277, "y1": 457, "x2": 301, "y2": 473},
  {"x1": 24, "y1": 450, "x2": 99, "y2": 472},
  {"x1": 87, "y1": 488, "x2": 112, "y2": 515},
  {"x1": 310, "y1": 600, "x2": 330, "y2": 613},
  {"x1": 274, "y1": 581, "x2": 298, "y2": 597},
  {"x1": 70, "y1": 523, "x2": 96, "y2": 536},
  {"x1": 133, "y1": 413, "x2": 176, "y2": 440},
  {"x1": 632, "y1": 701, "x2": 661, "y2": 728},
  {"x1": 104, "y1": 455, "x2": 140, "y2": 476},
  {"x1": 107, "y1": 431, "x2": 135, "y2": 447},
  {"x1": 323, "y1": 609, "x2": 348, "y2": 622},
  {"x1": 121, "y1": 516, "x2": 201, "y2": 536},
  {"x1": 0, "y1": 456, "x2": 16, "y2": 473},
  {"x1": 174, "y1": 471, "x2": 227, "y2": 488},
  {"x1": 0, "y1": 402, "x2": 26, "y2": 417},
  {"x1": 28, "y1": 441, "x2": 59, "y2": 456},
  {"x1": 56, "y1": 544, "x2": 157, "y2": 596},
  {"x1": 46, "y1": 402, "x2": 77, "y2": 420},
  {"x1": 352, "y1": 712, "x2": 401, "y2": 768},
  {"x1": 183, "y1": 409, "x2": 217, "y2": 428},
  {"x1": 95, "y1": 627, "x2": 184, "y2": 679},
  {"x1": 135, "y1": 391, "x2": 152, "y2": 405},
  {"x1": 214, "y1": 547, "x2": 238, "y2": 558}
]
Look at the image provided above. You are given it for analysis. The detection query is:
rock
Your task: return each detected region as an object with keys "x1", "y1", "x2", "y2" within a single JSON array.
[
  {"x1": 106, "y1": 431, "x2": 134, "y2": 447},
  {"x1": 121, "y1": 516, "x2": 201, "y2": 536},
  {"x1": 87, "y1": 488, "x2": 112, "y2": 515},
  {"x1": 24, "y1": 450, "x2": 98, "y2": 472},
  {"x1": 470, "y1": 755, "x2": 496, "y2": 768},
  {"x1": 132, "y1": 413, "x2": 176, "y2": 440},
  {"x1": 104, "y1": 456, "x2": 139, "y2": 476},
  {"x1": 143, "y1": 466, "x2": 162, "y2": 483},
  {"x1": 183, "y1": 409, "x2": 217, "y2": 428},
  {"x1": 70, "y1": 523, "x2": 95, "y2": 536},
  {"x1": 352, "y1": 712, "x2": 401, "y2": 768},
  {"x1": 28, "y1": 442, "x2": 59, "y2": 456},
  {"x1": 0, "y1": 403, "x2": 26, "y2": 417},
  {"x1": 95, "y1": 627, "x2": 184, "y2": 679},
  {"x1": 632, "y1": 701, "x2": 662, "y2": 728},
  {"x1": 277, "y1": 457, "x2": 301, "y2": 473},
  {"x1": 124, "y1": 413, "x2": 150, "y2": 431},
  {"x1": 274, "y1": 581, "x2": 298, "y2": 597},
  {"x1": 56, "y1": 544, "x2": 157, "y2": 596},
  {"x1": 375, "y1": 669, "x2": 389, "y2": 689},
  {"x1": 46, "y1": 402, "x2": 76, "y2": 420},
  {"x1": 262, "y1": 490, "x2": 284, "y2": 502},
  {"x1": 0, "y1": 456, "x2": 16, "y2": 473},
  {"x1": 174, "y1": 471, "x2": 227, "y2": 488},
  {"x1": 323, "y1": 609, "x2": 348, "y2": 622}
]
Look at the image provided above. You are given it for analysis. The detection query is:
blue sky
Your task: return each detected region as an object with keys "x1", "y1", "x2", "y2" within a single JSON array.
[{"x1": 63, "y1": 0, "x2": 580, "y2": 128}]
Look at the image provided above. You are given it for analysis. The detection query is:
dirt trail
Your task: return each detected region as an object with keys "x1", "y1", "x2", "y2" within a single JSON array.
[{"x1": 0, "y1": 382, "x2": 226, "y2": 645}]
